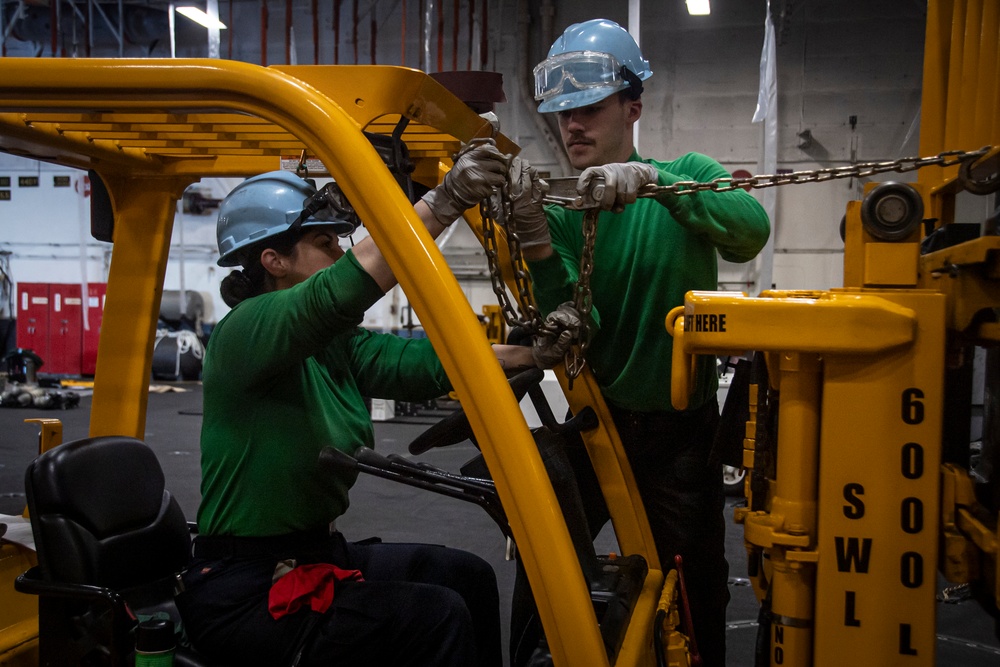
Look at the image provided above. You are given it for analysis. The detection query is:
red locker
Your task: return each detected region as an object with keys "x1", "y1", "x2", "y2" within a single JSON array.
[
  {"x1": 48, "y1": 283, "x2": 83, "y2": 376},
  {"x1": 16, "y1": 282, "x2": 50, "y2": 363},
  {"x1": 82, "y1": 283, "x2": 107, "y2": 376},
  {"x1": 16, "y1": 282, "x2": 92, "y2": 377}
]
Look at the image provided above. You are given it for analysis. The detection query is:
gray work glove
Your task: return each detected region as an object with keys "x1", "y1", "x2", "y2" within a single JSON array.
[
  {"x1": 576, "y1": 162, "x2": 660, "y2": 213},
  {"x1": 532, "y1": 302, "x2": 582, "y2": 369},
  {"x1": 421, "y1": 141, "x2": 509, "y2": 225},
  {"x1": 506, "y1": 156, "x2": 551, "y2": 249}
]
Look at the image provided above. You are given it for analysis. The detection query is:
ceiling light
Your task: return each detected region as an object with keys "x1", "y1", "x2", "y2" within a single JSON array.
[
  {"x1": 686, "y1": 0, "x2": 711, "y2": 16},
  {"x1": 176, "y1": 7, "x2": 228, "y2": 30}
]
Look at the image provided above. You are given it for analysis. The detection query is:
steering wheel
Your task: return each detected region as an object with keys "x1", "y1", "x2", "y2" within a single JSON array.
[{"x1": 408, "y1": 368, "x2": 544, "y2": 455}]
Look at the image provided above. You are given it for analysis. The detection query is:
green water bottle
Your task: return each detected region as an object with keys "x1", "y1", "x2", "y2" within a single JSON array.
[{"x1": 135, "y1": 618, "x2": 175, "y2": 667}]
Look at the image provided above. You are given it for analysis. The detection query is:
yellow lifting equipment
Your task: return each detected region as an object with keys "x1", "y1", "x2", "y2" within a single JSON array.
[
  {"x1": 0, "y1": 58, "x2": 663, "y2": 667},
  {"x1": 663, "y1": 1, "x2": 1000, "y2": 665}
]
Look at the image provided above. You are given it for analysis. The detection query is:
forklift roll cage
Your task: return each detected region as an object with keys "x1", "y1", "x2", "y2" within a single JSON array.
[{"x1": 0, "y1": 59, "x2": 663, "y2": 667}]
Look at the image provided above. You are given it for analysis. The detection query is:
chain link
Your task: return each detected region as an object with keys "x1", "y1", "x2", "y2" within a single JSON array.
[
  {"x1": 563, "y1": 209, "x2": 598, "y2": 385},
  {"x1": 480, "y1": 171, "x2": 544, "y2": 333},
  {"x1": 482, "y1": 145, "x2": 992, "y2": 382},
  {"x1": 636, "y1": 146, "x2": 991, "y2": 198}
]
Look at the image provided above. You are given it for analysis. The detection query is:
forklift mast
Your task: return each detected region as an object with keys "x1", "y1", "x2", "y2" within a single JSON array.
[{"x1": 666, "y1": 1, "x2": 1000, "y2": 665}]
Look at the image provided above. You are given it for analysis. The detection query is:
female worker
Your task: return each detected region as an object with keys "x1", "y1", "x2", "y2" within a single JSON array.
[{"x1": 176, "y1": 143, "x2": 542, "y2": 666}]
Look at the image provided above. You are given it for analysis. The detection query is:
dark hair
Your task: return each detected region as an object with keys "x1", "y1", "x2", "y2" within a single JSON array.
[
  {"x1": 218, "y1": 228, "x2": 303, "y2": 308},
  {"x1": 616, "y1": 90, "x2": 640, "y2": 105}
]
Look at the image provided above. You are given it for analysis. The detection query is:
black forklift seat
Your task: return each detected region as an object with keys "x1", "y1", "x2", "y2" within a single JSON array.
[{"x1": 15, "y1": 435, "x2": 221, "y2": 667}]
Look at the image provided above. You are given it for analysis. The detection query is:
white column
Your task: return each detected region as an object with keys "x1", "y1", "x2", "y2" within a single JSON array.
[
  {"x1": 207, "y1": 0, "x2": 221, "y2": 58},
  {"x1": 629, "y1": 0, "x2": 641, "y2": 151}
]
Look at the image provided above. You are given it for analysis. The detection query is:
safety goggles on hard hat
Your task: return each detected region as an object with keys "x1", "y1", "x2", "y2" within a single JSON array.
[
  {"x1": 290, "y1": 182, "x2": 360, "y2": 238},
  {"x1": 533, "y1": 50, "x2": 629, "y2": 102}
]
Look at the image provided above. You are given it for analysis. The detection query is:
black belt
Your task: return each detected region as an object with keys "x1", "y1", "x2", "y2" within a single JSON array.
[
  {"x1": 607, "y1": 397, "x2": 718, "y2": 431},
  {"x1": 192, "y1": 527, "x2": 337, "y2": 560}
]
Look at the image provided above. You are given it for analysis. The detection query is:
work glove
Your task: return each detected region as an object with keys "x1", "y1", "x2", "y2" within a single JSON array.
[
  {"x1": 576, "y1": 162, "x2": 660, "y2": 213},
  {"x1": 532, "y1": 302, "x2": 583, "y2": 369},
  {"x1": 506, "y1": 156, "x2": 551, "y2": 249},
  {"x1": 421, "y1": 141, "x2": 509, "y2": 225}
]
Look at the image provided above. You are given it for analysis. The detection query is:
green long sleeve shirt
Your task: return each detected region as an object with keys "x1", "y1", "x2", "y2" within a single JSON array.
[
  {"x1": 197, "y1": 251, "x2": 451, "y2": 537},
  {"x1": 528, "y1": 151, "x2": 770, "y2": 413}
]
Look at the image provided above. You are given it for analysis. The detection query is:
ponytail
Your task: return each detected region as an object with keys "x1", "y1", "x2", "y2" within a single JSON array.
[
  {"x1": 220, "y1": 268, "x2": 260, "y2": 307},
  {"x1": 218, "y1": 227, "x2": 302, "y2": 307}
]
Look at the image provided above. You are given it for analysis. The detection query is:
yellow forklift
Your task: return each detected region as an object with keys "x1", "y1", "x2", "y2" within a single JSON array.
[
  {"x1": 665, "y1": 1, "x2": 1000, "y2": 665},
  {"x1": 0, "y1": 55, "x2": 667, "y2": 666},
  {"x1": 0, "y1": 1, "x2": 997, "y2": 666}
]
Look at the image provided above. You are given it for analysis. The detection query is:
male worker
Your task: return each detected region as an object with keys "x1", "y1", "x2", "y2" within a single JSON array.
[{"x1": 507, "y1": 18, "x2": 771, "y2": 667}]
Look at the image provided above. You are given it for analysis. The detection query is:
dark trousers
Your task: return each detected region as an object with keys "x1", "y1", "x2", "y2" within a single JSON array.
[
  {"x1": 177, "y1": 534, "x2": 502, "y2": 667},
  {"x1": 511, "y1": 399, "x2": 729, "y2": 667}
]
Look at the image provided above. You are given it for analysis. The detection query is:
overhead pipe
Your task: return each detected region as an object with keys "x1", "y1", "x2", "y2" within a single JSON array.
[
  {"x1": 418, "y1": 0, "x2": 424, "y2": 69},
  {"x1": 62, "y1": 0, "x2": 79, "y2": 56},
  {"x1": 85, "y1": 0, "x2": 91, "y2": 55},
  {"x1": 70, "y1": 2, "x2": 80, "y2": 55},
  {"x1": 436, "y1": 0, "x2": 443, "y2": 71},
  {"x1": 169, "y1": 0, "x2": 175, "y2": 56},
  {"x1": 479, "y1": 0, "x2": 487, "y2": 69},
  {"x1": 260, "y1": 0, "x2": 268, "y2": 65},
  {"x1": 370, "y1": 2, "x2": 376, "y2": 64},
  {"x1": 517, "y1": 0, "x2": 572, "y2": 176},
  {"x1": 50, "y1": 0, "x2": 57, "y2": 55},
  {"x1": 422, "y1": 0, "x2": 431, "y2": 72},
  {"x1": 628, "y1": 0, "x2": 640, "y2": 150},
  {"x1": 451, "y1": 0, "x2": 458, "y2": 69},
  {"x1": 90, "y1": 0, "x2": 120, "y2": 57},
  {"x1": 94, "y1": 0, "x2": 125, "y2": 57},
  {"x1": 207, "y1": 0, "x2": 220, "y2": 58},
  {"x1": 54, "y1": 2, "x2": 73, "y2": 58},
  {"x1": 540, "y1": 0, "x2": 568, "y2": 168},
  {"x1": 540, "y1": 0, "x2": 554, "y2": 58},
  {"x1": 311, "y1": 0, "x2": 318, "y2": 63},
  {"x1": 333, "y1": 0, "x2": 341, "y2": 63},
  {"x1": 285, "y1": 0, "x2": 292, "y2": 63},
  {"x1": 466, "y1": 0, "x2": 473, "y2": 69}
]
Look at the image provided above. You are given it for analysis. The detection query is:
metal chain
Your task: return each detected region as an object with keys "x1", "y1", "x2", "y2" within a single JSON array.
[
  {"x1": 564, "y1": 209, "x2": 599, "y2": 384},
  {"x1": 481, "y1": 172, "x2": 598, "y2": 384},
  {"x1": 937, "y1": 583, "x2": 972, "y2": 604},
  {"x1": 480, "y1": 172, "x2": 543, "y2": 333},
  {"x1": 501, "y1": 200, "x2": 544, "y2": 330},
  {"x1": 634, "y1": 146, "x2": 992, "y2": 199},
  {"x1": 482, "y1": 145, "x2": 992, "y2": 382}
]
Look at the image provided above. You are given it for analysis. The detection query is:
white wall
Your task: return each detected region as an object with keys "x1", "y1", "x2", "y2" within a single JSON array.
[
  {"x1": 498, "y1": 0, "x2": 927, "y2": 292},
  {"x1": 0, "y1": 0, "x2": 932, "y2": 328},
  {"x1": 0, "y1": 157, "x2": 109, "y2": 319}
]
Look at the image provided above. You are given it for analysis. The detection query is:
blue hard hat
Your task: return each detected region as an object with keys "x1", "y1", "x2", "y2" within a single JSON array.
[
  {"x1": 534, "y1": 19, "x2": 652, "y2": 113},
  {"x1": 216, "y1": 170, "x2": 358, "y2": 267}
]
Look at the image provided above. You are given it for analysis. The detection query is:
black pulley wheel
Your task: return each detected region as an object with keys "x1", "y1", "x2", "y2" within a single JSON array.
[
  {"x1": 408, "y1": 368, "x2": 544, "y2": 455},
  {"x1": 860, "y1": 181, "x2": 924, "y2": 242}
]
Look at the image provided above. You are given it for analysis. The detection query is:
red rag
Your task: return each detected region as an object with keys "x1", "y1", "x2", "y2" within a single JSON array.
[{"x1": 268, "y1": 563, "x2": 364, "y2": 620}]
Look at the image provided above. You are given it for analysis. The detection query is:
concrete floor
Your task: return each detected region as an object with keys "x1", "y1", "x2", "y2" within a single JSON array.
[{"x1": 2, "y1": 382, "x2": 1000, "y2": 666}]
